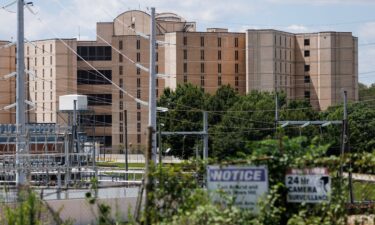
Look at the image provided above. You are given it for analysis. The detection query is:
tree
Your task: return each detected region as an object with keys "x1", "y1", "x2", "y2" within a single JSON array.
[
  {"x1": 158, "y1": 84, "x2": 208, "y2": 159},
  {"x1": 205, "y1": 85, "x2": 239, "y2": 125},
  {"x1": 210, "y1": 91, "x2": 277, "y2": 159},
  {"x1": 322, "y1": 102, "x2": 375, "y2": 155}
]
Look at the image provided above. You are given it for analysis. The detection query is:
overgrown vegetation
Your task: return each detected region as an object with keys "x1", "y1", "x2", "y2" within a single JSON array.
[{"x1": 132, "y1": 137, "x2": 352, "y2": 225}]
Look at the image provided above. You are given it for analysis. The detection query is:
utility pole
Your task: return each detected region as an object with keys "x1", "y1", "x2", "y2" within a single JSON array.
[
  {"x1": 123, "y1": 110, "x2": 128, "y2": 181},
  {"x1": 158, "y1": 122, "x2": 162, "y2": 165},
  {"x1": 275, "y1": 92, "x2": 279, "y2": 130},
  {"x1": 16, "y1": 0, "x2": 27, "y2": 187},
  {"x1": 148, "y1": 7, "x2": 157, "y2": 162},
  {"x1": 144, "y1": 126, "x2": 154, "y2": 225},
  {"x1": 340, "y1": 91, "x2": 347, "y2": 178},
  {"x1": 73, "y1": 100, "x2": 77, "y2": 183},
  {"x1": 203, "y1": 111, "x2": 208, "y2": 160},
  {"x1": 342, "y1": 91, "x2": 354, "y2": 203}
]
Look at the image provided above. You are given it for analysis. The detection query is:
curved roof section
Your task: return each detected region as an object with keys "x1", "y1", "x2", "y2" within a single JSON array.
[
  {"x1": 156, "y1": 12, "x2": 186, "y2": 22},
  {"x1": 113, "y1": 10, "x2": 194, "y2": 36}
]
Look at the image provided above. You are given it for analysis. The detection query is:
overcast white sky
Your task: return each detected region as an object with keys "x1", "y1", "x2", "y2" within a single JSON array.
[{"x1": 1, "y1": 0, "x2": 375, "y2": 84}]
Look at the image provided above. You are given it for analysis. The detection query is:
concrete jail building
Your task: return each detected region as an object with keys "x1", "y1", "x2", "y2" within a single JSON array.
[{"x1": 0, "y1": 10, "x2": 358, "y2": 152}]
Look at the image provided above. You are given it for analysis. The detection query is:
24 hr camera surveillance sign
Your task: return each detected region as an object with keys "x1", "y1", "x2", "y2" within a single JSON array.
[
  {"x1": 286, "y1": 168, "x2": 331, "y2": 203},
  {"x1": 207, "y1": 165, "x2": 268, "y2": 211}
]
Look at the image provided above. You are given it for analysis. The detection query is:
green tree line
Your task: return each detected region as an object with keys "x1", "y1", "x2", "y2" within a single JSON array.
[{"x1": 158, "y1": 83, "x2": 375, "y2": 160}]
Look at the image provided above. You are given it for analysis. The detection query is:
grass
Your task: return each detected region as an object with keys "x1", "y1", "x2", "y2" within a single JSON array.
[
  {"x1": 353, "y1": 181, "x2": 375, "y2": 201},
  {"x1": 96, "y1": 162, "x2": 145, "y2": 169}
]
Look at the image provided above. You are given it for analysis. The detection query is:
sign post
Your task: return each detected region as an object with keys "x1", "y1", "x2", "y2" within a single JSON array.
[
  {"x1": 207, "y1": 165, "x2": 268, "y2": 211},
  {"x1": 286, "y1": 168, "x2": 331, "y2": 203}
]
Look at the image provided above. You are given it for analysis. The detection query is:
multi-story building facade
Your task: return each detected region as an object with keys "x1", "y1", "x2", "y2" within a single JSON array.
[
  {"x1": 246, "y1": 30, "x2": 358, "y2": 109},
  {"x1": 0, "y1": 10, "x2": 358, "y2": 152}
]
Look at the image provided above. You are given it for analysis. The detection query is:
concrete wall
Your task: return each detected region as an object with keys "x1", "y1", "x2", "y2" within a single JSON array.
[{"x1": 48, "y1": 197, "x2": 137, "y2": 225}]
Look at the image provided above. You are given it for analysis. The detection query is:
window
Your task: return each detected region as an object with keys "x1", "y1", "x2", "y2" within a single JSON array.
[
  {"x1": 35, "y1": 46, "x2": 37, "y2": 54},
  {"x1": 200, "y1": 36, "x2": 204, "y2": 47},
  {"x1": 50, "y1": 56, "x2": 52, "y2": 65},
  {"x1": 304, "y1": 50, "x2": 310, "y2": 57},
  {"x1": 137, "y1": 123, "x2": 141, "y2": 132},
  {"x1": 304, "y1": 39, "x2": 310, "y2": 46},
  {"x1": 183, "y1": 49, "x2": 187, "y2": 60},
  {"x1": 78, "y1": 70, "x2": 112, "y2": 85},
  {"x1": 235, "y1": 63, "x2": 239, "y2": 74},
  {"x1": 50, "y1": 44, "x2": 52, "y2": 53},
  {"x1": 137, "y1": 134, "x2": 141, "y2": 144},
  {"x1": 183, "y1": 36, "x2": 187, "y2": 46},
  {"x1": 137, "y1": 78, "x2": 141, "y2": 88},
  {"x1": 136, "y1": 39, "x2": 140, "y2": 49},
  {"x1": 183, "y1": 63, "x2": 187, "y2": 73},
  {"x1": 119, "y1": 78, "x2": 123, "y2": 88},
  {"x1": 131, "y1": 20, "x2": 135, "y2": 29},
  {"x1": 304, "y1": 91, "x2": 310, "y2": 99},
  {"x1": 184, "y1": 75, "x2": 187, "y2": 83},
  {"x1": 120, "y1": 134, "x2": 123, "y2": 143},
  {"x1": 119, "y1": 101, "x2": 123, "y2": 110},
  {"x1": 119, "y1": 54, "x2": 123, "y2": 62},
  {"x1": 77, "y1": 46, "x2": 111, "y2": 61},
  {"x1": 137, "y1": 112, "x2": 141, "y2": 121},
  {"x1": 156, "y1": 65, "x2": 159, "y2": 73},
  {"x1": 80, "y1": 115, "x2": 112, "y2": 127},
  {"x1": 218, "y1": 37, "x2": 222, "y2": 47},
  {"x1": 156, "y1": 78, "x2": 159, "y2": 87},
  {"x1": 235, "y1": 37, "x2": 239, "y2": 47},
  {"x1": 137, "y1": 68, "x2": 141, "y2": 75},
  {"x1": 218, "y1": 76, "x2": 222, "y2": 86},
  {"x1": 120, "y1": 112, "x2": 123, "y2": 121},
  {"x1": 218, "y1": 64, "x2": 222, "y2": 73},
  {"x1": 42, "y1": 45, "x2": 45, "y2": 53},
  {"x1": 119, "y1": 66, "x2": 123, "y2": 75},
  {"x1": 34, "y1": 58, "x2": 37, "y2": 66},
  {"x1": 200, "y1": 63, "x2": 205, "y2": 73},
  {"x1": 200, "y1": 75, "x2": 205, "y2": 86},
  {"x1": 200, "y1": 50, "x2": 205, "y2": 60},
  {"x1": 119, "y1": 90, "x2": 123, "y2": 99},
  {"x1": 218, "y1": 50, "x2": 221, "y2": 60},
  {"x1": 235, "y1": 76, "x2": 239, "y2": 86},
  {"x1": 137, "y1": 89, "x2": 141, "y2": 98},
  {"x1": 87, "y1": 94, "x2": 112, "y2": 106},
  {"x1": 235, "y1": 50, "x2": 239, "y2": 60},
  {"x1": 156, "y1": 52, "x2": 158, "y2": 62},
  {"x1": 137, "y1": 103, "x2": 141, "y2": 110},
  {"x1": 304, "y1": 75, "x2": 310, "y2": 83},
  {"x1": 304, "y1": 65, "x2": 310, "y2": 72},
  {"x1": 119, "y1": 40, "x2": 123, "y2": 50},
  {"x1": 136, "y1": 53, "x2": 140, "y2": 62},
  {"x1": 42, "y1": 57, "x2": 45, "y2": 66}
]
